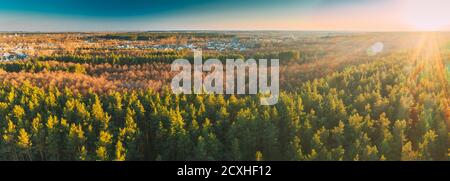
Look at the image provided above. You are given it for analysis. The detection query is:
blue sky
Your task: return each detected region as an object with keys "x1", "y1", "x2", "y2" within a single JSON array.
[
  {"x1": 0, "y1": 0, "x2": 446, "y2": 31},
  {"x1": 0, "y1": 0, "x2": 367, "y2": 17}
]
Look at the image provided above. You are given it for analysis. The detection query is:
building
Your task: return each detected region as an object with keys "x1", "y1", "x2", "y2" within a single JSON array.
[{"x1": 0, "y1": 52, "x2": 28, "y2": 62}]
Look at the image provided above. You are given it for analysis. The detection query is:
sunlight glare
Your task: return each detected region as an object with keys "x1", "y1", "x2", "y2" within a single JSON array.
[{"x1": 402, "y1": 0, "x2": 450, "y2": 31}]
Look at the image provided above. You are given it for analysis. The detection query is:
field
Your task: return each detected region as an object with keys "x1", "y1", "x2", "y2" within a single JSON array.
[{"x1": 0, "y1": 31, "x2": 448, "y2": 160}]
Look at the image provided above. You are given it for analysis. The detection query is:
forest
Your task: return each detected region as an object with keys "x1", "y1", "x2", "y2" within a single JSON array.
[{"x1": 0, "y1": 32, "x2": 448, "y2": 161}]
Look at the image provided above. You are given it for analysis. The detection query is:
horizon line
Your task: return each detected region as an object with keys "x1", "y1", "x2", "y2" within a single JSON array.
[{"x1": 1, "y1": 29, "x2": 450, "y2": 33}]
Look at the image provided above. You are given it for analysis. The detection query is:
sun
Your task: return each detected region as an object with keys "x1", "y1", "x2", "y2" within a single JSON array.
[{"x1": 402, "y1": 0, "x2": 450, "y2": 31}]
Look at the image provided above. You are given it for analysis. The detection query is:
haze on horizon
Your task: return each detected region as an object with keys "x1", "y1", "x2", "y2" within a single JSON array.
[{"x1": 0, "y1": 0, "x2": 449, "y2": 32}]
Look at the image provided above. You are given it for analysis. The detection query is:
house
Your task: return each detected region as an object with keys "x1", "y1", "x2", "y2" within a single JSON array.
[
  {"x1": 0, "y1": 52, "x2": 28, "y2": 62},
  {"x1": 0, "y1": 53, "x2": 12, "y2": 61}
]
